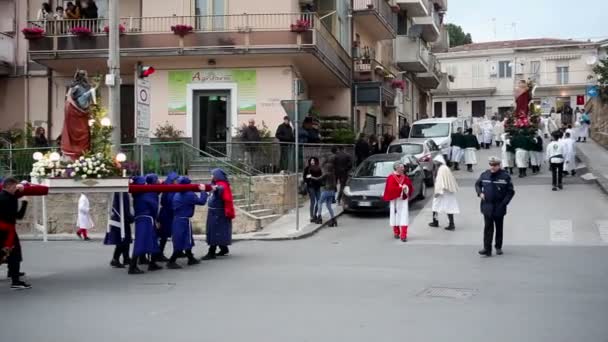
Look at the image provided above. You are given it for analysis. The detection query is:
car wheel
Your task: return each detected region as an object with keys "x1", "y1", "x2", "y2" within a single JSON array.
[{"x1": 416, "y1": 180, "x2": 427, "y2": 200}]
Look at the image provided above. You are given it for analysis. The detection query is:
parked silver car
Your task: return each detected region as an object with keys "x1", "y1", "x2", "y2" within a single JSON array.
[{"x1": 387, "y1": 139, "x2": 442, "y2": 186}]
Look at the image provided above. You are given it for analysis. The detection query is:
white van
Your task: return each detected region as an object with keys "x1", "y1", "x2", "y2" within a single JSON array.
[{"x1": 408, "y1": 118, "x2": 470, "y2": 159}]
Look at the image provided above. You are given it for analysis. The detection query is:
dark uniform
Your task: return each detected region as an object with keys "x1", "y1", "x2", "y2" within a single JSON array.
[
  {"x1": 0, "y1": 189, "x2": 29, "y2": 287},
  {"x1": 475, "y1": 167, "x2": 515, "y2": 256}
]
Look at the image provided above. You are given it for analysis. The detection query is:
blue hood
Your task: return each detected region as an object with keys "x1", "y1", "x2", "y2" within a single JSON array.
[
  {"x1": 163, "y1": 172, "x2": 179, "y2": 185},
  {"x1": 145, "y1": 173, "x2": 159, "y2": 185},
  {"x1": 211, "y1": 168, "x2": 229, "y2": 183},
  {"x1": 177, "y1": 176, "x2": 192, "y2": 185},
  {"x1": 131, "y1": 176, "x2": 146, "y2": 185}
]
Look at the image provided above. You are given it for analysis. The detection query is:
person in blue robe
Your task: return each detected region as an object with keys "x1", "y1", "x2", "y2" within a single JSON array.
[
  {"x1": 104, "y1": 192, "x2": 133, "y2": 268},
  {"x1": 156, "y1": 172, "x2": 179, "y2": 262},
  {"x1": 166, "y1": 176, "x2": 208, "y2": 269},
  {"x1": 202, "y1": 169, "x2": 236, "y2": 260},
  {"x1": 128, "y1": 175, "x2": 162, "y2": 274}
]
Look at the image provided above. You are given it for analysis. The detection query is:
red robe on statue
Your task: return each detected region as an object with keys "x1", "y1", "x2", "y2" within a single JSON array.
[
  {"x1": 61, "y1": 97, "x2": 91, "y2": 160},
  {"x1": 515, "y1": 90, "x2": 531, "y2": 119},
  {"x1": 382, "y1": 173, "x2": 413, "y2": 201}
]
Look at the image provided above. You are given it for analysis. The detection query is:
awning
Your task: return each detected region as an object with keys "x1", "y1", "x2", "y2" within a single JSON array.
[{"x1": 542, "y1": 54, "x2": 580, "y2": 61}]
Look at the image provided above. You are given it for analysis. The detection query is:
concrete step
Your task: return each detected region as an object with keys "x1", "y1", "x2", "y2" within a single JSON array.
[
  {"x1": 256, "y1": 214, "x2": 282, "y2": 229},
  {"x1": 248, "y1": 208, "x2": 274, "y2": 216},
  {"x1": 189, "y1": 166, "x2": 214, "y2": 172},
  {"x1": 236, "y1": 203, "x2": 264, "y2": 211}
]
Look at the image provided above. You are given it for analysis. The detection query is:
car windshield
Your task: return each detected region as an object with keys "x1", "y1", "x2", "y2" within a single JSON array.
[
  {"x1": 410, "y1": 123, "x2": 450, "y2": 138},
  {"x1": 388, "y1": 144, "x2": 423, "y2": 155},
  {"x1": 355, "y1": 160, "x2": 397, "y2": 178}
]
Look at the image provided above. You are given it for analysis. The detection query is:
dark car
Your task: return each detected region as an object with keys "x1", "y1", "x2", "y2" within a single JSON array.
[{"x1": 342, "y1": 153, "x2": 427, "y2": 213}]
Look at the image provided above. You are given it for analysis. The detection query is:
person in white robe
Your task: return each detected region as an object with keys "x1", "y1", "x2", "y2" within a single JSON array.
[
  {"x1": 501, "y1": 133, "x2": 515, "y2": 174},
  {"x1": 512, "y1": 134, "x2": 530, "y2": 178},
  {"x1": 76, "y1": 193, "x2": 94, "y2": 240},
  {"x1": 428, "y1": 155, "x2": 459, "y2": 231},
  {"x1": 450, "y1": 127, "x2": 465, "y2": 170},
  {"x1": 472, "y1": 119, "x2": 482, "y2": 146},
  {"x1": 576, "y1": 111, "x2": 590, "y2": 142},
  {"x1": 481, "y1": 120, "x2": 494, "y2": 149},
  {"x1": 561, "y1": 132, "x2": 577, "y2": 175},
  {"x1": 529, "y1": 131, "x2": 544, "y2": 174},
  {"x1": 493, "y1": 120, "x2": 504, "y2": 147},
  {"x1": 541, "y1": 115, "x2": 551, "y2": 138}
]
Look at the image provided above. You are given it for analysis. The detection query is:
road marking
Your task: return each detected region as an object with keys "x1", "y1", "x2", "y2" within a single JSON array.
[
  {"x1": 550, "y1": 220, "x2": 573, "y2": 243},
  {"x1": 597, "y1": 220, "x2": 608, "y2": 243}
]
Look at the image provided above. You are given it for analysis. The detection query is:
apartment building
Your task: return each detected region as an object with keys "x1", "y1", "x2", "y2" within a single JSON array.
[
  {"x1": 433, "y1": 38, "x2": 602, "y2": 119},
  {"x1": 0, "y1": 0, "x2": 446, "y2": 148}
]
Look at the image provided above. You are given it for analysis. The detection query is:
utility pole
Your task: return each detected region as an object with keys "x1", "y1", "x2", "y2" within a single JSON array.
[{"x1": 108, "y1": 0, "x2": 121, "y2": 152}]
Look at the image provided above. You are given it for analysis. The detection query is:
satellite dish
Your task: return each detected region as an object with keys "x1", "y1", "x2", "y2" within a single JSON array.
[{"x1": 586, "y1": 55, "x2": 598, "y2": 65}]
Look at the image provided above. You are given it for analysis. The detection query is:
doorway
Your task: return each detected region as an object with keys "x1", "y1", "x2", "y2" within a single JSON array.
[
  {"x1": 120, "y1": 85, "x2": 135, "y2": 143},
  {"x1": 193, "y1": 91, "x2": 229, "y2": 153},
  {"x1": 446, "y1": 101, "x2": 458, "y2": 117},
  {"x1": 471, "y1": 100, "x2": 486, "y2": 117},
  {"x1": 556, "y1": 97, "x2": 571, "y2": 113}
]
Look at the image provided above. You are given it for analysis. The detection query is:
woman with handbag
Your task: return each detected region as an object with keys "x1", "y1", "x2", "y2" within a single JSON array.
[{"x1": 303, "y1": 157, "x2": 322, "y2": 223}]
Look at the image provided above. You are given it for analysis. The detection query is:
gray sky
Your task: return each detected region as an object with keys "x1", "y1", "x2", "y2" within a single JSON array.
[{"x1": 446, "y1": 0, "x2": 607, "y2": 43}]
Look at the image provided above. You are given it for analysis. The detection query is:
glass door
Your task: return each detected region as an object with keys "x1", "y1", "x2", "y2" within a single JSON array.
[{"x1": 195, "y1": 0, "x2": 226, "y2": 31}]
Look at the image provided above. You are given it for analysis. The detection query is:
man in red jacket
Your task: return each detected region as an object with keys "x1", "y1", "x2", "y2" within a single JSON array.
[
  {"x1": 383, "y1": 162, "x2": 414, "y2": 242},
  {"x1": 0, "y1": 177, "x2": 30, "y2": 289}
]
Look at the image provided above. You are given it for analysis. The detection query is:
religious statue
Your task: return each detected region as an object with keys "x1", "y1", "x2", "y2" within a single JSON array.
[
  {"x1": 60, "y1": 70, "x2": 97, "y2": 160},
  {"x1": 513, "y1": 79, "x2": 536, "y2": 128}
]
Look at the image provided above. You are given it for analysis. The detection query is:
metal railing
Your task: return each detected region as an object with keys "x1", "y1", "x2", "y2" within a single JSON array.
[{"x1": 352, "y1": 0, "x2": 398, "y2": 33}]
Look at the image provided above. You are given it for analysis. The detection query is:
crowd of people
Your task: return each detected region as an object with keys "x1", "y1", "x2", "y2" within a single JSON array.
[
  {"x1": 0, "y1": 168, "x2": 236, "y2": 290},
  {"x1": 36, "y1": 1, "x2": 100, "y2": 35}
]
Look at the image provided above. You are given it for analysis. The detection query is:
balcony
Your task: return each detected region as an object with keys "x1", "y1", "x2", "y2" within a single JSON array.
[
  {"x1": 433, "y1": 0, "x2": 448, "y2": 11},
  {"x1": 415, "y1": 55, "x2": 441, "y2": 89},
  {"x1": 353, "y1": 46, "x2": 396, "y2": 106},
  {"x1": 395, "y1": 0, "x2": 430, "y2": 17},
  {"x1": 395, "y1": 36, "x2": 431, "y2": 72},
  {"x1": 430, "y1": 24, "x2": 449, "y2": 53},
  {"x1": 0, "y1": 33, "x2": 14, "y2": 75},
  {"x1": 353, "y1": 0, "x2": 398, "y2": 40},
  {"x1": 25, "y1": 13, "x2": 351, "y2": 86},
  {"x1": 411, "y1": 3, "x2": 441, "y2": 42}
]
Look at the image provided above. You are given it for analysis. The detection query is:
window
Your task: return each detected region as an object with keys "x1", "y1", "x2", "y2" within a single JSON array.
[
  {"x1": 410, "y1": 123, "x2": 450, "y2": 139},
  {"x1": 397, "y1": 12, "x2": 408, "y2": 35},
  {"x1": 530, "y1": 61, "x2": 541, "y2": 81},
  {"x1": 446, "y1": 101, "x2": 457, "y2": 117},
  {"x1": 557, "y1": 66, "x2": 569, "y2": 85},
  {"x1": 195, "y1": 0, "x2": 227, "y2": 30},
  {"x1": 388, "y1": 143, "x2": 424, "y2": 155},
  {"x1": 498, "y1": 61, "x2": 512, "y2": 78},
  {"x1": 471, "y1": 100, "x2": 486, "y2": 117},
  {"x1": 363, "y1": 114, "x2": 377, "y2": 135},
  {"x1": 434, "y1": 102, "x2": 442, "y2": 118},
  {"x1": 355, "y1": 160, "x2": 398, "y2": 178}
]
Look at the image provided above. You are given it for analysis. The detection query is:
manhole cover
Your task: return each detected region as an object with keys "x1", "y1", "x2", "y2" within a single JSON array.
[{"x1": 418, "y1": 287, "x2": 477, "y2": 300}]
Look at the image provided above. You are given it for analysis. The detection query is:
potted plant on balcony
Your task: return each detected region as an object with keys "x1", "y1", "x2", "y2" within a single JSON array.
[
  {"x1": 103, "y1": 24, "x2": 126, "y2": 35},
  {"x1": 171, "y1": 24, "x2": 193, "y2": 37},
  {"x1": 70, "y1": 26, "x2": 93, "y2": 38},
  {"x1": 22, "y1": 27, "x2": 45, "y2": 40},
  {"x1": 391, "y1": 79, "x2": 406, "y2": 90},
  {"x1": 290, "y1": 19, "x2": 311, "y2": 33}
]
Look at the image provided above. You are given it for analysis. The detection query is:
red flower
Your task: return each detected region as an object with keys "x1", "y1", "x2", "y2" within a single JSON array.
[
  {"x1": 70, "y1": 26, "x2": 93, "y2": 37},
  {"x1": 22, "y1": 27, "x2": 45, "y2": 39},
  {"x1": 171, "y1": 24, "x2": 193, "y2": 37},
  {"x1": 103, "y1": 24, "x2": 126, "y2": 34}
]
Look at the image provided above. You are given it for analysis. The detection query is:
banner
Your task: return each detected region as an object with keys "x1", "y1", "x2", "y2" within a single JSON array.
[{"x1": 168, "y1": 69, "x2": 257, "y2": 115}]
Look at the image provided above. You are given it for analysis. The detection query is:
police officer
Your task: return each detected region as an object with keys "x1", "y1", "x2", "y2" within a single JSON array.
[{"x1": 475, "y1": 157, "x2": 515, "y2": 257}]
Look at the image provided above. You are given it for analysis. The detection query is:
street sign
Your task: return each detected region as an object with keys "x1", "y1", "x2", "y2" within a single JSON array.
[
  {"x1": 135, "y1": 78, "x2": 151, "y2": 145},
  {"x1": 280, "y1": 100, "x2": 313, "y2": 122},
  {"x1": 586, "y1": 85, "x2": 599, "y2": 98}
]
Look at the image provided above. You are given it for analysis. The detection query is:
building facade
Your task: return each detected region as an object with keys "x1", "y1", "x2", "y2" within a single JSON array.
[
  {"x1": 0, "y1": 0, "x2": 447, "y2": 148},
  {"x1": 433, "y1": 38, "x2": 601, "y2": 119}
]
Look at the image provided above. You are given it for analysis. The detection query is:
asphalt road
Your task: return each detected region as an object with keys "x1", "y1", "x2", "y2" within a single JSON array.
[{"x1": 1, "y1": 145, "x2": 608, "y2": 342}]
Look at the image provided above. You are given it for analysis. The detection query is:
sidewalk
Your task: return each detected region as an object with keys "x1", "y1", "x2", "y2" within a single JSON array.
[
  {"x1": 20, "y1": 201, "x2": 344, "y2": 242},
  {"x1": 576, "y1": 139, "x2": 608, "y2": 194}
]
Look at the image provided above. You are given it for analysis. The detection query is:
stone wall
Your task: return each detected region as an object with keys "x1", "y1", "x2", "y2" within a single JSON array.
[
  {"x1": 17, "y1": 174, "x2": 299, "y2": 236},
  {"x1": 588, "y1": 99, "x2": 608, "y2": 148}
]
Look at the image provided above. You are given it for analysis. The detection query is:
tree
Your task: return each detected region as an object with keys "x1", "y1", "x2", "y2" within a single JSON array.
[{"x1": 446, "y1": 23, "x2": 473, "y2": 47}]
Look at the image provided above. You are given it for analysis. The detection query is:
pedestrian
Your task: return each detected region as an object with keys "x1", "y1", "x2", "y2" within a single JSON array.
[
  {"x1": 561, "y1": 132, "x2": 576, "y2": 176},
  {"x1": 334, "y1": 146, "x2": 353, "y2": 203},
  {"x1": 65, "y1": 2, "x2": 80, "y2": 19},
  {"x1": 463, "y1": 128, "x2": 480, "y2": 172},
  {"x1": 37, "y1": 2, "x2": 53, "y2": 20},
  {"x1": 76, "y1": 193, "x2": 93, "y2": 240},
  {"x1": 472, "y1": 118, "x2": 482, "y2": 146},
  {"x1": 0, "y1": 178, "x2": 30, "y2": 289},
  {"x1": 53, "y1": 6, "x2": 64, "y2": 20},
  {"x1": 369, "y1": 134, "x2": 380, "y2": 155},
  {"x1": 355, "y1": 133, "x2": 370, "y2": 166},
  {"x1": 382, "y1": 161, "x2": 414, "y2": 242},
  {"x1": 128, "y1": 175, "x2": 163, "y2": 274},
  {"x1": 562, "y1": 105, "x2": 574, "y2": 126},
  {"x1": 275, "y1": 116, "x2": 295, "y2": 172},
  {"x1": 493, "y1": 119, "x2": 504, "y2": 147},
  {"x1": 303, "y1": 157, "x2": 322, "y2": 223},
  {"x1": 381, "y1": 133, "x2": 394, "y2": 153},
  {"x1": 577, "y1": 110, "x2": 590, "y2": 143},
  {"x1": 311, "y1": 161, "x2": 338, "y2": 226},
  {"x1": 156, "y1": 172, "x2": 179, "y2": 262},
  {"x1": 201, "y1": 169, "x2": 235, "y2": 260},
  {"x1": 104, "y1": 192, "x2": 133, "y2": 268},
  {"x1": 500, "y1": 133, "x2": 515, "y2": 175},
  {"x1": 475, "y1": 157, "x2": 515, "y2": 257},
  {"x1": 450, "y1": 127, "x2": 466, "y2": 170},
  {"x1": 166, "y1": 177, "x2": 208, "y2": 269},
  {"x1": 546, "y1": 133, "x2": 565, "y2": 191},
  {"x1": 81, "y1": 0, "x2": 98, "y2": 19},
  {"x1": 428, "y1": 156, "x2": 459, "y2": 231},
  {"x1": 511, "y1": 134, "x2": 530, "y2": 178},
  {"x1": 33, "y1": 127, "x2": 49, "y2": 148},
  {"x1": 399, "y1": 120, "x2": 411, "y2": 139},
  {"x1": 481, "y1": 119, "x2": 494, "y2": 149},
  {"x1": 530, "y1": 132, "x2": 544, "y2": 174},
  {"x1": 241, "y1": 119, "x2": 261, "y2": 170}
]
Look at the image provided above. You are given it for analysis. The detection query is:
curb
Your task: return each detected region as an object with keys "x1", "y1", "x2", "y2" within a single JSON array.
[{"x1": 576, "y1": 145, "x2": 608, "y2": 196}]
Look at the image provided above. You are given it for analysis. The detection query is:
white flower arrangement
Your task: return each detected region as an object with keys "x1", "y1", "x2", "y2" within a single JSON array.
[
  {"x1": 30, "y1": 152, "x2": 119, "y2": 180},
  {"x1": 30, "y1": 153, "x2": 65, "y2": 178}
]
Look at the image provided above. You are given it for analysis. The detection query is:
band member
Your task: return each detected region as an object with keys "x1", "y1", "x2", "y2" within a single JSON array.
[
  {"x1": 128, "y1": 175, "x2": 162, "y2": 274},
  {"x1": 202, "y1": 169, "x2": 236, "y2": 260},
  {"x1": 157, "y1": 172, "x2": 179, "y2": 262},
  {"x1": 463, "y1": 128, "x2": 481, "y2": 172},
  {"x1": 382, "y1": 161, "x2": 414, "y2": 242},
  {"x1": 501, "y1": 133, "x2": 515, "y2": 175},
  {"x1": 530, "y1": 132, "x2": 544, "y2": 174},
  {"x1": 166, "y1": 177, "x2": 208, "y2": 269},
  {"x1": 104, "y1": 192, "x2": 134, "y2": 268},
  {"x1": 429, "y1": 156, "x2": 460, "y2": 231},
  {"x1": 0, "y1": 178, "x2": 30, "y2": 289},
  {"x1": 511, "y1": 134, "x2": 530, "y2": 178},
  {"x1": 450, "y1": 128, "x2": 466, "y2": 171}
]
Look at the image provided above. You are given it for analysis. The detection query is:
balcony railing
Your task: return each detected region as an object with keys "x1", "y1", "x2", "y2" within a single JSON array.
[
  {"x1": 26, "y1": 13, "x2": 351, "y2": 85},
  {"x1": 395, "y1": 36, "x2": 431, "y2": 72},
  {"x1": 353, "y1": 0, "x2": 398, "y2": 36}
]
